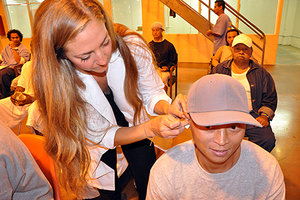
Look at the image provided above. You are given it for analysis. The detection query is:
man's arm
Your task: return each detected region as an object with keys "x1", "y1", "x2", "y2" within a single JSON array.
[
  {"x1": 17, "y1": 44, "x2": 31, "y2": 64},
  {"x1": 206, "y1": 29, "x2": 222, "y2": 37},
  {"x1": 267, "y1": 163, "x2": 285, "y2": 200},
  {"x1": 258, "y1": 70, "x2": 277, "y2": 120},
  {"x1": 211, "y1": 46, "x2": 224, "y2": 67},
  {"x1": 146, "y1": 164, "x2": 171, "y2": 200},
  {"x1": 209, "y1": 15, "x2": 231, "y2": 37}
]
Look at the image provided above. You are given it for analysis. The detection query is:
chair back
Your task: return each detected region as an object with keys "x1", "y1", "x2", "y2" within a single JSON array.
[
  {"x1": 169, "y1": 64, "x2": 178, "y2": 99},
  {"x1": 18, "y1": 134, "x2": 61, "y2": 200}
]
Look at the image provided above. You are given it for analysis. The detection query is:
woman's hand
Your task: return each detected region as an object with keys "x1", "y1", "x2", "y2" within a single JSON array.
[
  {"x1": 168, "y1": 94, "x2": 189, "y2": 119},
  {"x1": 146, "y1": 114, "x2": 189, "y2": 139}
]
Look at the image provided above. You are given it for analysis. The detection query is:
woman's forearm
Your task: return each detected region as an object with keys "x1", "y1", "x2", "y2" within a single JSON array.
[{"x1": 114, "y1": 115, "x2": 188, "y2": 146}]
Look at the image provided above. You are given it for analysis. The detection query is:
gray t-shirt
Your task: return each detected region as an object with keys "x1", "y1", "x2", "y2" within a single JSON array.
[
  {"x1": 0, "y1": 120, "x2": 53, "y2": 200},
  {"x1": 213, "y1": 13, "x2": 231, "y2": 54},
  {"x1": 147, "y1": 140, "x2": 285, "y2": 200}
]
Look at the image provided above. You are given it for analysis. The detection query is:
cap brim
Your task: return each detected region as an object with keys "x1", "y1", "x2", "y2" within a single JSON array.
[{"x1": 189, "y1": 110, "x2": 262, "y2": 127}]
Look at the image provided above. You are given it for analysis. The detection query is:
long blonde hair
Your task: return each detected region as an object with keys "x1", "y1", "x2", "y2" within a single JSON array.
[{"x1": 31, "y1": 0, "x2": 142, "y2": 198}]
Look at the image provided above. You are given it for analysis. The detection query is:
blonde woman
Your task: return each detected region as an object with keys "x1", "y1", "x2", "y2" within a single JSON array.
[{"x1": 31, "y1": 0, "x2": 188, "y2": 199}]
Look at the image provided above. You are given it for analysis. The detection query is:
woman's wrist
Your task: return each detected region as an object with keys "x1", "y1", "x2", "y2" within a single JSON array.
[{"x1": 143, "y1": 121, "x2": 155, "y2": 138}]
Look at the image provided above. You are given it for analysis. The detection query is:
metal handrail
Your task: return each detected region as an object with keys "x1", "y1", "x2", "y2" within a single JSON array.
[{"x1": 199, "y1": 0, "x2": 266, "y2": 65}]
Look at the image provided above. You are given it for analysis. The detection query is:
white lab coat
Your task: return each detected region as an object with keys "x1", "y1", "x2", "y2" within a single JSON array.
[{"x1": 79, "y1": 35, "x2": 171, "y2": 196}]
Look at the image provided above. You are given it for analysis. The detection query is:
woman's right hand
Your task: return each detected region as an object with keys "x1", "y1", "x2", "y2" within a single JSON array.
[{"x1": 145, "y1": 114, "x2": 189, "y2": 139}]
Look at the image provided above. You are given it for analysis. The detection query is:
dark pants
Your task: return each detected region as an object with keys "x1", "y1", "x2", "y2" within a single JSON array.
[
  {"x1": 246, "y1": 112, "x2": 276, "y2": 152},
  {"x1": 121, "y1": 139, "x2": 156, "y2": 200},
  {"x1": 0, "y1": 67, "x2": 15, "y2": 99},
  {"x1": 86, "y1": 140, "x2": 156, "y2": 200},
  {"x1": 87, "y1": 149, "x2": 121, "y2": 200}
]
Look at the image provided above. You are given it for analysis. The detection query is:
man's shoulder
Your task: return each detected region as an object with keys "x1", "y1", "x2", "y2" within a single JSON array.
[
  {"x1": 249, "y1": 61, "x2": 273, "y2": 76},
  {"x1": 153, "y1": 140, "x2": 195, "y2": 169},
  {"x1": 163, "y1": 39, "x2": 175, "y2": 46},
  {"x1": 213, "y1": 59, "x2": 232, "y2": 72},
  {"x1": 18, "y1": 43, "x2": 30, "y2": 50},
  {"x1": 2, "y1": 44, "x2": 11, "y2": 51},
  {"x1": 241, "y1": 140, "x2": 279, "y2": 166},
  {"x1": 219, "y1": 13, "x2": 231, "y2": 20}
]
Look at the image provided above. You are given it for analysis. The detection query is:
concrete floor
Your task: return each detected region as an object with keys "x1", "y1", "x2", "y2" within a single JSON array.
[{"x1": 13, "y1": 45, "x2": 300, "y2": 199}]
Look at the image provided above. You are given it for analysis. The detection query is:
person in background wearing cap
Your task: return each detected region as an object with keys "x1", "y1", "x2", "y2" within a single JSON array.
[
  {"x1": 207, "y1": 0, "x2": 232, "y2": 55},
  {"x1": 212, "y1": 34, "x2": 277, "y2": 152},
  {"x1": 146, "y1": 74, "x2": 285, "y2": 200},
  {"x1": 149, "y1": 22, "x2": 178, "y2": 89}
]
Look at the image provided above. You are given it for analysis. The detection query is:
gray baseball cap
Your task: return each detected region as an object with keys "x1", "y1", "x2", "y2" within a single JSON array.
[
  {"x1": 151, "y1": 22, "x2": 165, "y2": 31},
  {"x1": 187, "y1": 74, "x2": 262, "y2": 127}
]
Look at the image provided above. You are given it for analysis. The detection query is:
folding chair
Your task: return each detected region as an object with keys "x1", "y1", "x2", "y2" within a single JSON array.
[{"x1": 18, "y1": 134, "x2": 61, "y2": 200}]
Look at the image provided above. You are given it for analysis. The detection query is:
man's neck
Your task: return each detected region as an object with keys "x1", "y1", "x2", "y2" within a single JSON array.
[
  {"x1": 231, "y1": 60, "x2": 250, "y2": 74},
  {"x1": 218, "y1": 11, "x2": 224, "y2": 16},
  {"x1": 153, "y1": 37, "x2": 163, "y2": 42},
  {"x1": 10, "y1": 43, "x2": 21, "y2": 48}
]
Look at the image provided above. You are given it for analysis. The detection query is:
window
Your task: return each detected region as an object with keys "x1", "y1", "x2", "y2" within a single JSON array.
[
  {"x1": 3, "y1": 0, "x2": 43, "y2": 38},
  {"x1": 3, "y1": 0, "x2": 104, "y2": 38},
  {"x1": 111, "y1": 0, "x2": 142, "y2": 34},
  {"x1": 164, "y1": 0, "x2": 199, "y2": 34}
]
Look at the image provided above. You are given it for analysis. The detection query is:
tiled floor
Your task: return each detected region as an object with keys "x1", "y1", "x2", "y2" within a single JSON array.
[{"x1": 13, "y1": 45, "x2": 300, "y2": 199}]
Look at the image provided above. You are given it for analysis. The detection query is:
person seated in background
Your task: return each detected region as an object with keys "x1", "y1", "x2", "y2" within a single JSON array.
[
  {"x1": 146, "y1": 74, "x2": 285, "y2": 200},
  {"x1": 0, "y1": 29, "x2": 31, "y2": 99},
  {"x1": 211, "y1": 29, "x2": 239, "y2": 68},
  {"x1": 0, "y1": 120, "x2": 53, "y2": 199},
  {"x1": 149, "y1": 22, "x2": 178, "y2": 89},
  {"x1": 0, "y1": 61, "x2": 36, "y2": 130},
  {"x1": 212, "y1": 34, "x2": 277, "y2": 152},
  {"x1": 211, "y1": 29, "x2": 258, "y2": 71}
]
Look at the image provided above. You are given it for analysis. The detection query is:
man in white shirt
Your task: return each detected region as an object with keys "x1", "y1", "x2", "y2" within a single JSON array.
[{"x1": 212, "y1": 34, "x2": 277, "y2": 152}]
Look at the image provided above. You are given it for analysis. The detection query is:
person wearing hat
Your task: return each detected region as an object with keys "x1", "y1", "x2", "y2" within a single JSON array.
[
  {"x1": 212, "y1": 34, "x2": 277, "y2": 152},
  {"x1": 146, "y1": 74, "x2": 285, "y2": 199},
  {"x1": 149, "y1": 22, "x2": 178, "y2": 88}
]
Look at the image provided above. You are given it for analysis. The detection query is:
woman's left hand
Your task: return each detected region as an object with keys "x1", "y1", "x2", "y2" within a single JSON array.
[{"x1": 168, "y1": 94, "x2": 189, "y2": 119}]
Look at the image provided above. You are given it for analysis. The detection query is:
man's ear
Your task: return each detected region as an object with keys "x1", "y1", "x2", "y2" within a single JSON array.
[{"x1": 250, "y1": 47, "x2": 253, "y2": 56}]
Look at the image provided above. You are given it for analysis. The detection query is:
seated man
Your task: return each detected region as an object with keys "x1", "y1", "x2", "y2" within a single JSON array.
[
  {"x1": 149, "y1": 22, "x2": 178, "y2": 88},
  {"x1": 0, "y1": 61, "x2": 35, "y2": 129},
  {"x1": 0, "y1": 29, "x2": 31, "y2": 99},
  {"x1": 212, "y1": 34, "x2": 277, "y2": 152},
  {"x1": 147, "y1": 74, "x2": 285, "y2": 199},
  {"x1": 0, "y1": 120, "x2": 53, "y2": 199},
  {"x1": 211, "y1": 29, "x2": 257, "y2": 71}
]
